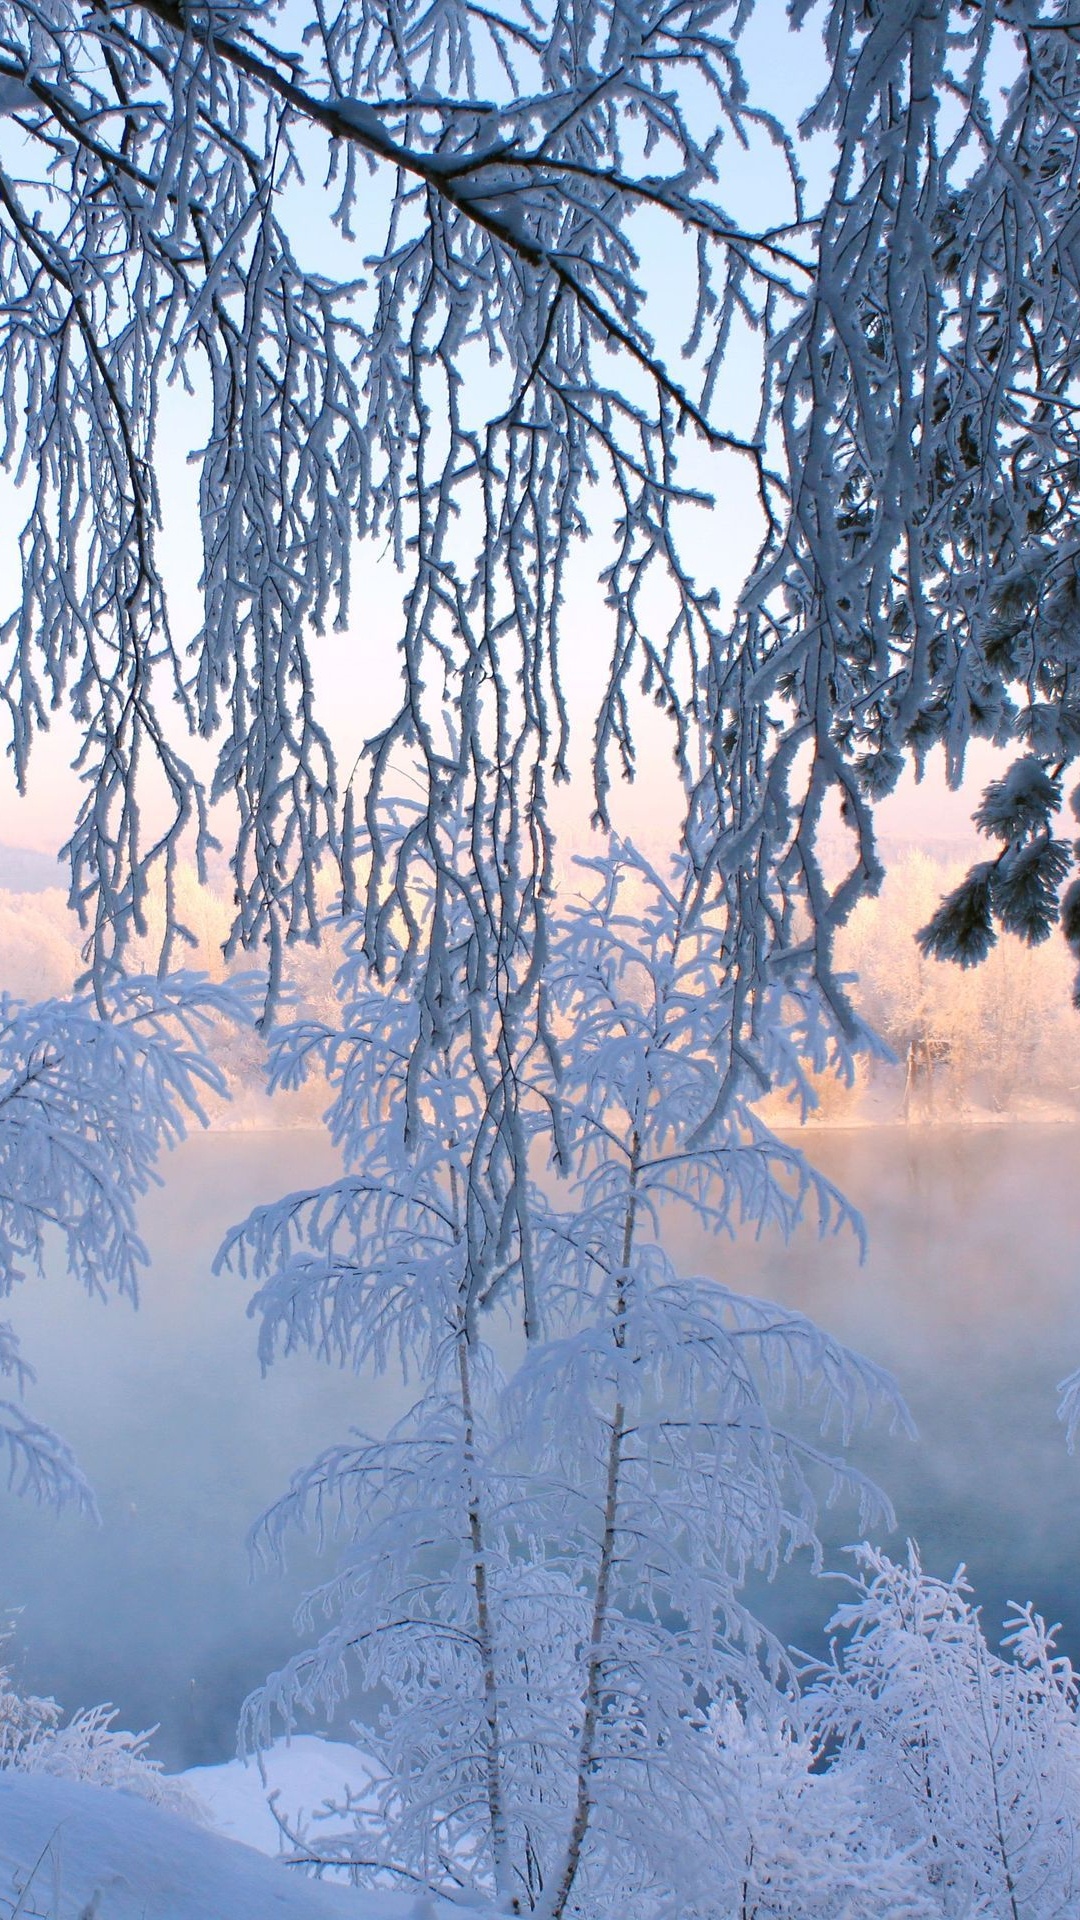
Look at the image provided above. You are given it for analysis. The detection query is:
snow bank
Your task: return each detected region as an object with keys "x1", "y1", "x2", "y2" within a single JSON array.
[
  {"x1": 181, "y1": 1735, "x2": 382, "y2": 1855},
  {"x1": 0, "y1": 1771, "x2": 486, "y2": 1919}
]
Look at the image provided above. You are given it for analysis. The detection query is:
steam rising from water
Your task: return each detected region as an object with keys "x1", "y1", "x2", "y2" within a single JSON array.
[{"x1": 2, "y1": 1125, "x2": 1078, "y2": 1767}]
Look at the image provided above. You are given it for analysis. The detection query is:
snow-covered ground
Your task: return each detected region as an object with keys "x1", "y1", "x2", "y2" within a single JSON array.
[
  {"x1": 180, "y1": 1735, "x2": 382, "y2": 1856},
  {"x1": 0, "y1": 1743, "x2": 489, "y2": 1920}
]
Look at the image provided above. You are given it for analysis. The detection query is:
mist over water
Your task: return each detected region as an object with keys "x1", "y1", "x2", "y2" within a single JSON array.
[
  {"x1": 1, "y1": 1124, "x2": 1078, "y2": 1769},
  {"x1": 0, "y1": 1130, "x2": 375, "y2": 1769},
  {"x1": 727, "y1": 1126, "x2": 1080, "y2": 1667}
]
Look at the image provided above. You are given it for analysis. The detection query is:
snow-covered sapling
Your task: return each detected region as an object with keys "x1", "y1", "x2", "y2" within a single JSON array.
[{"x1": 224, "y1": 841, "x2": 907, "y2": 1915}]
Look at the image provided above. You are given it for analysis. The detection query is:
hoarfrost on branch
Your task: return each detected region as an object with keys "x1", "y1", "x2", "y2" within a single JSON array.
[{"x1": 1, "y1": 0, "x2": 1079, "y2": 1020}]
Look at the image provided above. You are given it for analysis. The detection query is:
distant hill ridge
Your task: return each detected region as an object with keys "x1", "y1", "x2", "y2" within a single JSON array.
[{"x1": 0, "y1": 844, "x2": 63, "y2": 893}]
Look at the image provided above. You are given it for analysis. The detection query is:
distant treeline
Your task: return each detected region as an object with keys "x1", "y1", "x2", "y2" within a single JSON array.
[
  {"x1": 765, "y1": 848, "x2": 1080, "y2": 1126},
  {"x1": 0, "y1": 848, "x2": 1076, "y2": 1127}
]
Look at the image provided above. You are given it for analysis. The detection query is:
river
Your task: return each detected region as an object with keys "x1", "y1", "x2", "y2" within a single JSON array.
[{"x1": 2, "y1": 1124, "x2": 1078, "y2": 1767}]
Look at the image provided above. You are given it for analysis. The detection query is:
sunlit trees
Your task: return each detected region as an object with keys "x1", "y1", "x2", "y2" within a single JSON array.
[{"x1": 838, "y1": 851, "x2": 1080, "y2": 1118}]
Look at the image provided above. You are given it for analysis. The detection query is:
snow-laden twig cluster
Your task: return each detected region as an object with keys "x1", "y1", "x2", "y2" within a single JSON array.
[
  {"x1": 0, "y1": 1628, "x2": 199, "y2": 1817},
  {"x1": 808, "y1": 1547, "x2": 1080, "y2": 1919},
  {"x1": 0, "y1": 972, "x2": 255, "y2": 1503}
]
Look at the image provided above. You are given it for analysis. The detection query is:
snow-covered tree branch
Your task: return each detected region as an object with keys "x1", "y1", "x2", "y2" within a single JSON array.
[
  {"x1": 0, "y1": 972, "x2": 253, "y2": 1503},
  {"x1": 3, "y1": 0, "x2": 1079, "y2": 1029}
]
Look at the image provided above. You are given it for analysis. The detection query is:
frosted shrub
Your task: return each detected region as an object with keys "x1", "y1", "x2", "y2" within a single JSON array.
[
  {"x1": 809, "y1": 1547, "x2": 1080, "y2": 1920},
  {"x1": 0, "y1": 1645, "x2": 196, "y2": 1817},
  {"x1": 714, "y1": 1706, "x2": 935, "y2": 1920}
]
